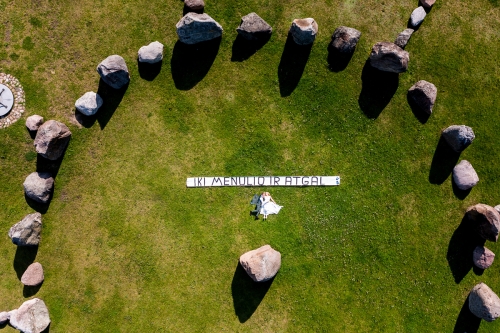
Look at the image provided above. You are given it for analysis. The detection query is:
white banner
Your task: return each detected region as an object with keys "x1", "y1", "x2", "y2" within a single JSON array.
[{"x1": 186, "y1": 176, "x2": 340, "y2": 187}]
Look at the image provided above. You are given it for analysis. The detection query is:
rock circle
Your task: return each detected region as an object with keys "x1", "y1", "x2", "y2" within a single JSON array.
[
  {"x1": 239, "y1": 244, "x2": 281, "y2": 282},
  {"x1": 289, "y1": 18, "x2": 318, "y2": 45},
  {"x1": 469, "y1": 283, "x2": 500, "y2": 322},
  {"x1": 75, "y1": 92, "x2": 103, "y2": 116},
  {"x1": 0, "y1": 73, "x2": 26, "y2": 129},
  {"x1": 452, "y1": 160, "x2": 479, "y2": 190},
  {"x1": 23, "y1": 172, "x2": 54, "y2": 204}
]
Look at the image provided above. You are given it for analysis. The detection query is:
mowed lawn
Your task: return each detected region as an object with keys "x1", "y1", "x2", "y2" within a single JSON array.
[{"x1": 0, "y1": 0, "x2": 499, "y2": 331}]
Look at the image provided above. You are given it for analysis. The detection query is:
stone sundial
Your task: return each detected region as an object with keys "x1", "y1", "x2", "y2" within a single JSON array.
[{"x1": 0, "y1": 84, "x2": 14, "y2": 117}]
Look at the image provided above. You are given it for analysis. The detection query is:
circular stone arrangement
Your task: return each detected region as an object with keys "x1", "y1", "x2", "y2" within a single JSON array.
[{"x1": 0, "y1": 73, "x2": 25, "y2": 129}]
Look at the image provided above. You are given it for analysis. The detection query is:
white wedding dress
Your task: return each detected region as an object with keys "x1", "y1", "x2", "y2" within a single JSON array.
[{"x1": 259, "y1": 195, "x2": 283, "y2": 216}]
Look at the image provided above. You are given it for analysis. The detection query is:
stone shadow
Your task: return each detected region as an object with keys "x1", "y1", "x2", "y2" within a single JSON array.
[
  {"x1": 429, "y1": 136, "x2": 460, "y2": 184},
  {"x1": 24, "y1": 282, "x2": 43, "y2": 297},
  {"x1": 138, "y1": 59, "x2": 162, "y2": 81},
  {"x1": 74, "y1": 108, "x2": 96, "y2": 128},
  {"x1": 446, "y1": 214, "x2": 485, "y2": 284},
  {"x1": 407, "y1": 93, "x2": 430, "y2": 124},
  {"x1": 231, "y1": 34, "x2": 271, "y2": 62},
  {"x1": 277, "y1": 34, "x2": 313, "y2": 97},
  {"x1": 96, "y1": 78, "x2": 129, "y2": 130},
  {"x1": 231, "y1": 262, "x2": 274, "y2": 323},
  {"x1": 183, "y1": 5, "x2": 203, "y2": 15},
  {"x1": 453, "y1": 296, "x2": 481, "y2": 333},
  {"x1": 452, "y1": 179, "x2": 472, "y2": 200},
  {"x1": 25, "y1": 194, "x2": 50, "y2": 214},
  {"x1": 327, "y1": 45, "x2": 355, "y2": 72},
  {"x1": 36, "y1": 147, "x2": 67, "y2": 179},
  {"x1": 171, "y1": 37, "x2": 221, "y2": 90},
  {"x1": 358, "y1": 60, "x2": 399, "y2": 119},
  {"x1": 13, "y1": 245, "x2": 38, "y2": 280}
]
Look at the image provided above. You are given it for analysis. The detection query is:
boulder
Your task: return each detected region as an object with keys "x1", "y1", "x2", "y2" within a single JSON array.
[
  {"x1": 495, "y1": 205, "x2": 500, "y2": 215},
  {"x1": 473, "y1": 246, "x2": 495, "y2": 269},
  {"x1": 453, "y1": 160, "x2": 479, "y2": 190},
  {"x1": 420, "y1": 0, "x2": 436, "y2": 8},
  {"x1": 138, "y1": 41, "x2": 164, "y2": 64},
  {"x1": 330, "y1": 26, "x2": 362, "y2": 54},
  {"x1": 34, "y1": 120, "x2": 72, "y2": 160},
  {"x1": 184, "y1": 0, "x2": 204, "y2": 12},
  {"x1": 176, "y1": 13, "x2": 223, "y2": 45},
  {"x1": 9, "y1": 298, "x2": 50, "y2": 333},
  {"x1": 466, "y1": 204, "x2": 500, "y2": 242},
  {"x1": 26, "y1": 115, "x2": 44, "y2": 132},
  {"x1": 410, "y1": 6, "x2": 426, "y2": 27},
  {"x1": 8, "y1": 212, "x2": 42, "y2": 246},
  {"x1": 239, "y1": 245, "x2": 281, "y2": 282},
  {"x1": 21, "y1": 262, "x2": 44, "y2": 286},
  {"x1": 469, "y1": 283, "x2": 500, "y2": 322},
  {"x1": 441, "y1": 125, "x2": 475, "y2": 152},
  {"x1": 236, "y1": 12, "x2": 272, "y2": 41},
  {"x1": 23, "y1": 172, "x2": 54, "y2": 204},
  {"x1": 75, "y1": 92, "x2": 103, "y2": 116},
  {"x1": 289, "y1": 18, "x2": 318, "y2": 45},
  {"x1": 0, "y1": 312, "x2": 9, "y2": 325},
  {"x1": 96, "y1": 55, "x2": 130, "y2": 89},
  {"x1": 394, "y1": 28, "x2": 414, "y2": 49},
  {"x1": 369, "y1": 42, "x2": 409, "y2": 73},
  {"x1": 408, "y1": 80, "x2": 437, "y2": 115}
]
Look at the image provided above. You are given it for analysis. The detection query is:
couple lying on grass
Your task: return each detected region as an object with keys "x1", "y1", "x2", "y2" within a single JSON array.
[{"x1": 251, "y1": 192, "x2": 283, "y2": 220}]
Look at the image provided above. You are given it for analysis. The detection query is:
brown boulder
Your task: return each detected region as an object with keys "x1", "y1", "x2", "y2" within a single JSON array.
[
  {"x1": 369, "y1": 42, "x2": 409, "y2": 73},
  {"x1": 473, "y1": 246, "x2": 495, "y2": 269},
  {"x1": 239, "y1": 245, "x2": 281, "y2": 282},
  {"x1": 469, "y1": 283, "x2": 500, "y2": 322},
  {"x1": 466, "y1": 204, "x2": 500, "y2": 242},
  {"x1": 34, "y1": 120, "x2": 72, "y2": 160},
  {"x1": 21, "y1": 262, "x2": 44, "y2": 286}
]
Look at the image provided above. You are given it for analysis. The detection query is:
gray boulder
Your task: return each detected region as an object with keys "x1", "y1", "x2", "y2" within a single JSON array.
[
  {"x1": 26, "y1": 115, "x2": 44, "y2": 132},
  {"x1": 420, "y1": 0, "x2": 436, "y2": 8},
  {"x1": 21, "y1": 262, "x2": 44, "y2": 286},
  {"x1": 0, "y1": 312, "x2": 9, "y2": 325},
  {"x1": 23, "y1": 172, "x2": 54, "y2": 204},
  {"x1": 369, "y1": 42, "x2": 409, "y2": 73},
  {"x1": 236, "y1": 13, "x2": 272, "y2": 41},
  {"x1": 239, "y1": 245, "x2": 281, "y2": 282},
  {"x1": 441, "y1": 125, "x2": 475, "y2": 152},
  {"x1": 8, "y1": 213, "x2": 42, "y2": 246},
  {"x1": 34, "y1": 120, "x2": 72, "y2": 160},
  {"x1": 453, "y1": 160, "x2": 479, "y2": 190},
  {"x1": 469, "y1": 283, "x2": 500, "y2": 322},
  {"x1": 394, "y1": 28, "x2": 414, "y2": 49},
  {"x1": 184, "y1": 0, "x2": 204, "y2": 11},
  {"x1": 330, "y1": 26, "x2": 361, "y2": 54},
  {"x1": 75, "y1": 92, "x2": 103, "y2": 116},
  {"x1": 289, "y1": 18, "x2": 318, "y2": 45},
  {"x1": 495, "y1": 205, "x2": 500, "y2": 215},
  {"x1": 9, "y1": 298, "x2": 50, "y2": 333},
  {"x1": 466, "y1": 204, "x2": 500, "y2": 242},
  {"x1": 138, "y1": 41, "x2": 164, "y2": 64},
  {"x1": 96, "y1": 55, "x2": 130, "y2": 89},
  {"x1": 408, "y1": 80, "x2": 437, "y2": 115},
  {"x1": 410, "y1": 7, "x2": 426, "y2": 27},
  {"x1": 176, "y1": 13, "x2": 223, "y2": 45},
  {"x1": 473, "y1": 246, "x2": 495, "y2": 269}
]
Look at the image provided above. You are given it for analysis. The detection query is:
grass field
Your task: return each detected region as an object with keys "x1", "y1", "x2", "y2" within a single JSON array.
[{"x1": 0, "y1": 0, "x2": 500, "y2": 331}]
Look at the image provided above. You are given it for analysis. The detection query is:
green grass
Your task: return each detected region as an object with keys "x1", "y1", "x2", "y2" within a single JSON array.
[{"x1": 0, "y1": 0, "x2": 500, "y2": 331}]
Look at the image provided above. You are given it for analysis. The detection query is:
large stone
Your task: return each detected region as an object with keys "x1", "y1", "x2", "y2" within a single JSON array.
[
  {"x1": 0, "y1": 312, "x2": 9, "y2": 325},
  {"x1": 184, "y1": 0, "x2": 204, "y2": 11},
  {"x1": 138, "y1": 41, "x2": 164, "y2": 64},
  {"x1": 394, "y1": 28, "x2": 414, "y2": 49},
  {"x1": 8, "y1": 213, "x2": 42, "y2": 246},
  {"x1": 408, "y1": 80, "x2": 437, "y2": 115},
  {"x1": 9, "y1": 298, "x2": 50, "y2": 333},
  {"x1": 369, "y1": 42, "x2": 409, "y2": 73},
  {"x1": 453, "y1": 160, "x2": 479, "y2": 190},
  {"x1": 34, "y1": 120, "x2": 71, "y2": 160},
  {"x1": 330, "y1": 26, "x2": 361, "y2": 54},
  {"x1": 410, "y1": 6, "x2": 427, "y2": 27},
  {"x1": 176, "y1": 13, "x2": 223, "y2": 45},
  {"x1": 469, "y1": 283, "x2": 500, "y2": 322},
  {"x1": 441, "y1": 125, "x2": 475, "y2": 152},
  {"x1": 466, "y1": 204, "x2": 500, "y2": 242},
  {"x1": 236, "y1": 12, "x2": 272, "y2": 41},
  {"x1": 239, "y1": 245, "x2": 281, "y2": 282},
  {"x1": 420, "y1": 0, "x2": 436, "y2": 8},
  {"x1": 26, "y1": 115, "x2": 44, "y2": 132},
  {"x1": 21, "y1": 262, "x2": 44, "y2": 286},
  {"x1": 75, "y1": 92, "x2": 103, "y2": 116},
  {"x1": 473, "y1": 246, "x2": 495, "y2": 269},
  {"x1": 289, "y1": 18, "x2": 318, "y2": 45},
  {"x1": 23, "y1": 172, "x2": 54, "y2": 204},
  {"x1": 495, "y1": 205, "x2": 500, "y2": 215},
  {"x1": 96, "y1": 55, "x2": 130, "y2": 89}
]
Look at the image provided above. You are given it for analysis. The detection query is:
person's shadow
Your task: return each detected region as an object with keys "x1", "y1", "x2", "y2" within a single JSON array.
[
  {"x1": 429, "y1": 135, "x2": 461, "y2": 185},
  {"x1": 170, "y1": 37, "x2": 221, "y2": 90},
  {"x1": 277, "y1": 34, "x2": 313, "y2": 97},
  {"x1": 358, "y1": 60, "x2": 399, "y2": 119},
  {"x1": 231, "y1": 262, "x2": 274, "y2": 323},
  {"x1": 453, "y1": 296, "x2": 481, "y2": 332}
]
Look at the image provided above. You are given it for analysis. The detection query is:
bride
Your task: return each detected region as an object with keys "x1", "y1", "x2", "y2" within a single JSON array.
[{"x1": 259, "y1": 192, "x2": 283, "y2": 220}]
